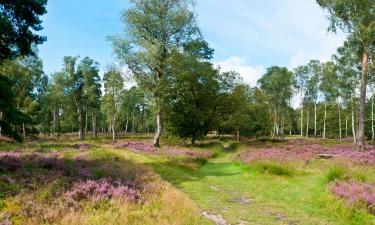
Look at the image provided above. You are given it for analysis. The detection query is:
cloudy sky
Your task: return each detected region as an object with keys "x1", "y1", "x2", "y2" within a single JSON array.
[{"x1": 39, "y1": 0, "x2": 347, "y2": 86}]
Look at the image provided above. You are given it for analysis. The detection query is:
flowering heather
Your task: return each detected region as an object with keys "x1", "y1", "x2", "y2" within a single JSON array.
[
  {"x1": 119, "y1": 141, "x2": 213, "y2": 158},
  {"x1": 64, "y1": 178, "x2": 140, "y2": 203},
  {"x1": 0, "y1": 152, "x2": 92, "y2": 178},
  {"x1": 332, "y1": 181, "x2": 375, "y2": 214},
  {"x1": 239, "y1": 142, "x2": 375, "y2": 166},
  {"x1": 120, "y1": 141, "x2": 158, "y2": 154}
]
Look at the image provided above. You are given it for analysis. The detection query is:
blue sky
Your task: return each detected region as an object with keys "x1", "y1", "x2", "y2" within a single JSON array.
[{"x1": 38, "y1": 0, "x2": 346, "y2": 86}]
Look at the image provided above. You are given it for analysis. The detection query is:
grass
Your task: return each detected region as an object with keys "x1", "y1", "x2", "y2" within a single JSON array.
[{"x1": 1, "y1": 136, "x2": 375, "y2": 224}]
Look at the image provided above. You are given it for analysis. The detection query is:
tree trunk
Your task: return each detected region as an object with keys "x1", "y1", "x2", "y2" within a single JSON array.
[
  {"x1": 78, "y1": 106, "x2": 85, "y2": 140},
  {"x1": 274, "y1": 109, "x2": 279, "y2": 139},
  {"x1": 345, "y1": 115, "x2": 348, "y2": 138},
  {"x1": 53, "y1": 106, "x2": 57, "y2": 135},
  {"x1": 125, "y1": 113, "x2": 129, "y2": 133},
  {"x1": 92, "y1": 111, "x2": 97, "y2": 138},
  {"x1": 372, "y1": 97, "x2": 374, "y2": 140},
  {"x1": 306, "y1": 110, "x2": 309, "y2": 138},
  {"x1": 281, "y1": 114, "x2": 285, "y2": 140},
  {"x1": 357, "y1": 51, "x2": 369, "y2": 151},
  {"x1": 57, "y1": 109, "x2": 60, "y2": 140},
  {"x1": 237, "y1": 129, "x2": 240, "y2": 141},
  {"x1": 153, "y1": 89, "x2": 162, "y2": 147},
  {"x1": 22, "y1": 123, "x2": 26, "y2": 140},
  {"x1": 112, "y1": 113, "x2": 116, "y2": 143},
  {"x1": 352, "y1": 103, "x2": 357, "y2": 143},
  {"x1": 141, "y1": 104, "x2": 144, "y2": 134},
  {"x1": 300, "y1": 106, "x2": 303, "y2": 138},
  {"x1": 314, "y1": 104, "x2": 317, "y2": 137},
  {"x1": 339, "y1": 104, "x2": 342, "y2": 140},
  {"x1": 0, "y1": 112, "x2": 2, "y2": 138},
  {"x1": 323, "y1": 104, "x2": 327, "y2": 139},
  {"x1": 85, "y1": 110, "x2": 88, "y2": 134},
  {"x1": 132, "y1": 111, "x2": 135, "y2": 134},
  {"x1": 154, "y1": 105, "x2": 162, "y2": 147}
]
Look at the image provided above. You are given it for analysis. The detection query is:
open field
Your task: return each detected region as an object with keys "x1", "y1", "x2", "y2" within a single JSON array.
[{"x1": 1, "y1": 135, "x2": 375, "y2": 224}]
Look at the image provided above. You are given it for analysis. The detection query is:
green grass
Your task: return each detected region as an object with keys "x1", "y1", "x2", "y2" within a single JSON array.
[
  {"x1": 125, "y1": 139, "x2": 375, "y2": 225},
  {"x1": 2, "y1": 136, "x2": 375, "y2": 224}
]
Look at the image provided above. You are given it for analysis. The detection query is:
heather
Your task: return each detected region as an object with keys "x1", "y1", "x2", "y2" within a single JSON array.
[
  {"x1": 119, "y1": 141, "x2": 214, "y2": 158},
  {"x1": 331, "y1": 181, "x2": 375, "y2": 214},
  {"x1": 0, "y1": 140, "x2": 208, "y2": 225},
  {"x1": 2, "y1": 138, "x2": 375, "y2": 224},
  {"x1": 238, "y1": 141, "x2": 375, "y2": 166}
]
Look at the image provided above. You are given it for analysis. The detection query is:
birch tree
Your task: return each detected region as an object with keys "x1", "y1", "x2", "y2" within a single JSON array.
[
  {"x1": 111, "y1": 0, "x2": 200, "y2": 147},
  {"x1": 317, "y1": 0, "x2": 375, "y2": 150},
  {"x1": 103, "y1": 67, "x2": 124, "y2": 143}
]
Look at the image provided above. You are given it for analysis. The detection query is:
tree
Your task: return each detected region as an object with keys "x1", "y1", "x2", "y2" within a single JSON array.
[
  {"x1": 0, "y1": 0, "x2": 47, "y2": 61},
  {"x1": 63, "y1": 56, "x2": 87, "y2": 140},
  {"x1": 0, "y1": 56, "x2": 46, "y2": 140},
  {"x1": 317, "y1": 0, "x2": 375, "y2": 150},
  {"x1": 111, "y1": 0, "x2": 200, "y2": 147},
  {"x1": 306, "y1": 60, "x2": 322, "y2": 137},
  {"x1": 103, "y1": 66, "x2": 124, "y2": 143},
  {"x1": 334, "y1": 39, "x2": 361, "y2": 142},
  {"x1": 294, "y1": 65, "x2": 309, "y2": 138},
  {"x1": 0, "y1": 0, "x2": 47, "y2": 141},
  {"x1": 320, "y1": 61, "x2": 339, "y2": 140},
  {"x1": 81, "y1": 57, "x2": 101, "y2": 138},
  {"x1": 47, "y1": 72, "x2": 67, "y2": 138},
  {"x1": 164, "y1": 43, "x2": 222, "y2": 144},
  {"x1": 258, "y1": 66, "x2": 294, "y2": 140}
]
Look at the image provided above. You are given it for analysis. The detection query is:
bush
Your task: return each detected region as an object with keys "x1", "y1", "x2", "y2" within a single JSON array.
[{"x1": 252, "y1": 160, "x2": 297, "y2": 177}]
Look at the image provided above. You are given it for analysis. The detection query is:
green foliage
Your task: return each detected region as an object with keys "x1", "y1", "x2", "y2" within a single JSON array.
[
  {"x1": 251, "y1": 161, "x2": 297, "y2": 177},
  {"x1": 0, "y1": 0, "x2": 47, "y2": 61}
]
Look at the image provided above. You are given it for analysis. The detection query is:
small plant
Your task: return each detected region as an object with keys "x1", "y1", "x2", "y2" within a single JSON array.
[
  {"x1": 252, "y1": 160, "x2": 296, "y2": 177},
  {"x1": 331, "y1": 180, "x2": 375, "y2": 215},
  {"x1": 325, "y1": 165, "x2": 347, "y2": 183}
]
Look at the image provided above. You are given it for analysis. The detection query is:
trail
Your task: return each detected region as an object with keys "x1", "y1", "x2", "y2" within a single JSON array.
[{"x1": 128, "y1": 143, "x2": 375, "y2": 225}]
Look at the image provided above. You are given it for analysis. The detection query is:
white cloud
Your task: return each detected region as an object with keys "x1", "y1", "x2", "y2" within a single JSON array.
[{"x1": 214, "y1": 56, "x2": 264, "y2": 87}]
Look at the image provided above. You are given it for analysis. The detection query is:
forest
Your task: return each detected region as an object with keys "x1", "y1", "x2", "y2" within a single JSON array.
[{"x1": 2, "y1": 0, "x2": 375, "y2": 225}]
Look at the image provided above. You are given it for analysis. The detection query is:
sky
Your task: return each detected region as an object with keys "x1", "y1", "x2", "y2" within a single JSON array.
[{"x1": 38, "y1": 0, "x2": 347, "y2": 87}]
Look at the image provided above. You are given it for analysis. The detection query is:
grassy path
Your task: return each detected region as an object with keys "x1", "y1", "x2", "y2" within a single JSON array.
[{"x1": 127, "y1": 144, "x2": 375, "y2": 225}]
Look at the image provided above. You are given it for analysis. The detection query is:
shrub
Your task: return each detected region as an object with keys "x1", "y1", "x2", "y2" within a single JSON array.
[
  {"x1": 252, "y1": 160, "x2": 296, "y2": 177},
  {"x1": 332, "y1": 180, "x2": 375, "y2": 214},
  {"x1": 325, "y1": 165, "x2": 347, "y2": 183}
]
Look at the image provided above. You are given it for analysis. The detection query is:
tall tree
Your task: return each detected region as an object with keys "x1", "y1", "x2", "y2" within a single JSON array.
[
  {"x1": 0, "y1": 0, "x2": 47, "y2": 61},
  {"x1": 103, "y1": 66, "x2": 124, "y2": 143},
  {"x1": 294, "y1": 65, "x2": 309, "y2": 138},
  {"x1": 80, "y1": 57, "x2": 101, "y2": 138},
  {"x1": 320, "y1": 61, "x2": 339, "y2": 139},
  {"x1": 306, "y1": 60, "x2": 322, "y2": 137},
  {"x1": 0, "y1": 0, "x2": 47, "y2": 141},
  {"x1": 259, "y1": 66, "x2": 294, "y2": 140},
  {"x1": 63, "y1": 56, "x2": 86, "y2": 140},
  {"x1": 334, "y1": 39, "x2": 361, "y2": 142},
  {"x1": 317, "y1": 0, "x2": 375, "y2": 150},
  {"x1": 164, "y1": 41, "x2": 224, "y2": 144},
  {"x1": 111, "y1": 0, "x2": 200, "y2": 147}
]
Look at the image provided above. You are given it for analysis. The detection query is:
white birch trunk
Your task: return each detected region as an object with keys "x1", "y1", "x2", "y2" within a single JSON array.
[
  {"x1": 314, "y1": 104, "x2": 317, "y2": 137},
  {"x1": 300, "y1": 107, "x2": 303, "y2": 138},
  {"x1": 372, "y1": 97, "x2": 374, "y2": 140},
  {"x1": 306, "y1": 110, "x2": 309, "y2": 138},
  {"x1": 352, "y1": 104, "x2": 357, "y2": 143},
  {"x1": 346, "y1": 115, "x2": 348, "y2": 138},
  {"x1": 339, "y1": 104, "x2": 342, "y2": 140},
  {"x1": 323, "y1": 104, "x2": 327, "y2": 139}
]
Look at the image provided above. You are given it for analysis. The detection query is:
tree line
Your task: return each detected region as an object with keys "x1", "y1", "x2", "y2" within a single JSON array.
[{"x1": 1, "y1": 0, "x2": 375, "y2": 150}]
